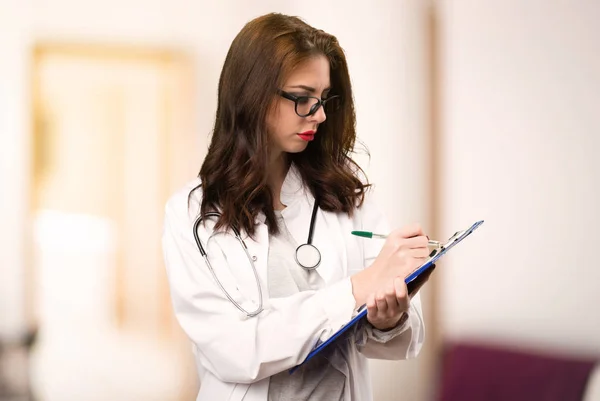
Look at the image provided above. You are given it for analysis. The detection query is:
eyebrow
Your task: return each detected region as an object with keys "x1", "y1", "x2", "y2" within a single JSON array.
[{"x1": 288, "y1": 85, "x2": 331, "y2": 93}]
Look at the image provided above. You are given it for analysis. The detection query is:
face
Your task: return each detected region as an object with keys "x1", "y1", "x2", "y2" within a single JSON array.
[{"x1": 266, "y1": 55, "x2": 331, "y2": 157}]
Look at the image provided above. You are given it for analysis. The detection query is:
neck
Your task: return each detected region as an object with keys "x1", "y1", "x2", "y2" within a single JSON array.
[{"x1": 268, "y1": 152, "x2": 289, "y2": 210}]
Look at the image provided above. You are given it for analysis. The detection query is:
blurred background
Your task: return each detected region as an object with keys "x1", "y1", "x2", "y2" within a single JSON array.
[{"x1": 1, "y1": 1, "x2": 599, "y2": 400}]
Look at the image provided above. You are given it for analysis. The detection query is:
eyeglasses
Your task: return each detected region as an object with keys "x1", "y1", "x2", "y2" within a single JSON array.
[{"x1": 277, "y1": 90, "x2": 342, "y2": 117}]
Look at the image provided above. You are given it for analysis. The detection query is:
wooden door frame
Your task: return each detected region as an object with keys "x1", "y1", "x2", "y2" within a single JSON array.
[{"x1": 29, "y1": 41, "x2": 196, "y2": 339}]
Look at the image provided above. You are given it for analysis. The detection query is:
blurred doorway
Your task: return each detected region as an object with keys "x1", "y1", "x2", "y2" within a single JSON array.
[{"x1": 28, "y1": 43, "x2": 198, "y2": 401}]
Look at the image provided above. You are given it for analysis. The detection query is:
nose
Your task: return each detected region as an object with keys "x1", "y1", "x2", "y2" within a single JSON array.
[{"x1": 309, "y1": 103, "x2": 327, "y2": 124}]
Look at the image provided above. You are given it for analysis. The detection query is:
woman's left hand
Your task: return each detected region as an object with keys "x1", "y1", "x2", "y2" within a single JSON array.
[{"x1": 365, "y1": 277, "x2": 410, "y2": 331}]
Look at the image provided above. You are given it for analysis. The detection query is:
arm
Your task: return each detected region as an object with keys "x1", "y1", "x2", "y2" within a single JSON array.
[
  {"x1": 163, "y1": 200, "x2": 356, "y2": 384},
  {"x1": 352, "y1": 190, "x2": 426, "y2": 360},
  {"x1": 355, "y1": 293, "x2": 425, "y2": 359}
]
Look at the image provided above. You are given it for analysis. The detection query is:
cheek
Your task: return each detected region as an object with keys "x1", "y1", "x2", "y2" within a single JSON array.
[
  {"x1": 266, "y1": 111, "x2": 283, "y2": 143},
  {"x1": 267, "y1": 104, "x2": 299, "y2": 140}
]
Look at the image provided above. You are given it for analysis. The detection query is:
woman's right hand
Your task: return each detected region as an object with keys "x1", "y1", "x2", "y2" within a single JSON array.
[{"x1": 351, "y1": 224, "x2": 431, "y2": 308}]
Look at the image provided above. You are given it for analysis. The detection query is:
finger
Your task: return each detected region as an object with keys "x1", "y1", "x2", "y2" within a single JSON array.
[
  {"x1": 375, "y1": 290, "x2": 387, "y2": 313},
  {"x1": 366, "y1": 293, "x2": 378, "y2": 315},
  {"x1": 394, "y1": 277, "x2": 408, "y2": 298},
  {"x1": 404, "y1": 235, "x2": 430, "y2": 249},
  {"x1": 409, "y1": 247, "x2": 432, "y2": 258},
  {"x1": 384, "y1": 282, "x2": 398, "y2": 311},
  {"x1": 397, "y1": 223, "x2": 424, "y2": 239},
  {"x1": 390, "y1": 236, "x2": 429, "y2": 251},
  {"x1": 396, "y1": 249, "x2": 429, "y2": 270},
  {"x1": 394, "y1": 277, "x2": 409, "y2": 310}
]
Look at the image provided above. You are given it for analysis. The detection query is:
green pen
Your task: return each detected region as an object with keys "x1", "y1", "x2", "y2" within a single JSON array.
[{"x1": 351, "y1": 230, "x2": 442, "y2": 248}]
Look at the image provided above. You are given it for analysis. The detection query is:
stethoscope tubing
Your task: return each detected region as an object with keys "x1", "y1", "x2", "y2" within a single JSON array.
[
  {"x1": 193, "y1": 212, "x2": 264, "y2": 317},
  {"x1": 193, "y1": 199, "x2": 320, "y2": 317}
]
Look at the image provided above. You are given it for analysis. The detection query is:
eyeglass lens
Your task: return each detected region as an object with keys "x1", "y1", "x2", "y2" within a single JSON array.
[{"x1": 296, "y1": 96, "x2": 341, "y2": 117}]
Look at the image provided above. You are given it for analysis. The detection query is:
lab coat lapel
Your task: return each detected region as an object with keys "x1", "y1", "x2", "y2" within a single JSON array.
[
  {"x1": 313, "y1": 209, "x2": 347, "y2": 284},
  {"x1": 279, "y1": 164, "x2": 311, "y2": 254},
  {"x1": 279, "y1": 165, "x2": 346, "y2": 284}
]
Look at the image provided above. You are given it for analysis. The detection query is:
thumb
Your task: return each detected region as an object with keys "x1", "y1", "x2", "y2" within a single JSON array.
[{"x1": 398, "y1": 223, "x2": 424, "y2": 239}]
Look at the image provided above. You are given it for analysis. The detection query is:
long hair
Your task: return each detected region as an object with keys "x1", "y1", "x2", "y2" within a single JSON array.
[{"x1": 196, "y1": 12, "x2": 370, "y2": 237}]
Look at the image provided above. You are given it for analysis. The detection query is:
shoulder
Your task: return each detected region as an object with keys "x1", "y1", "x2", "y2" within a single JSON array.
[
  {"x1": 164, "y1": 177, "x2": 203, "y2": 228},
  {"x1": 352, "y1": 183, "x2": 390, "y2": 231}
]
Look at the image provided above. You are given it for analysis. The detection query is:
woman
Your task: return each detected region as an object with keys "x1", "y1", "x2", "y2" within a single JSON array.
[{"x1": 162, "y1": 12, "x2": 432, "y2": 401}]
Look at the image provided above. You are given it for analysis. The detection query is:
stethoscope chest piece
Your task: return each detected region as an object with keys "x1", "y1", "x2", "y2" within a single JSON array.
[
  {"x1": 293, "y1": 197, "x2": 321, "y2": 271},
  {"x1": 295, "y1": 243, "x2": 321, "y2": 270}
]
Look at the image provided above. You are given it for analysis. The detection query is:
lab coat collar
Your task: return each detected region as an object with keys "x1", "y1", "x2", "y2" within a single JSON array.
[
  {"x1": 255, "y1": 163, "x2": 312, "y2": 224},
  {"x1": 280, "y1": 162, "x2": 307, "y2": 206}
]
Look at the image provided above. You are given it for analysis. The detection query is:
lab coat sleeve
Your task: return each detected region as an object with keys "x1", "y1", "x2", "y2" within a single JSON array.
[
  {"x1": 162, "y1": 200, "x2": 356, "y2": 384},
  {"x1": 353, "y1": 188, "x2": 426, "y2": 360},
  {"x1": 355, "y1": 294, "x2": 425, "y2": 360}
]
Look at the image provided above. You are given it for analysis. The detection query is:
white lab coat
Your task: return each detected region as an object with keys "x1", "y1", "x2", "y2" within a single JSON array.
[{"x1": 162, "y1": 165, "x2": 425, "y2": 401}]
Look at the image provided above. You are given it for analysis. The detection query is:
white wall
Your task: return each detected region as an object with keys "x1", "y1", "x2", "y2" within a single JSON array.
[
  {"x1": 438, "y1": 0, "x2": 600, "y2": 356},
  {"x1": 0, "y1": 1, "x2": 433, "y2": 400},
  {"x1": 0, "y1": 0, "x2": 32, "y2": 338}
]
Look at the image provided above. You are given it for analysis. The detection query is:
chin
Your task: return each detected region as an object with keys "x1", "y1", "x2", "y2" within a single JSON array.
[{"x1": 285, "y1": 142, "x2": 309, "y2": 153}]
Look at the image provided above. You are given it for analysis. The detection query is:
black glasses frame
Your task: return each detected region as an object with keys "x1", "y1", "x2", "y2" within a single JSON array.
[{"x1": 277, "y1": 90, "x2": 341, "y2": 117}]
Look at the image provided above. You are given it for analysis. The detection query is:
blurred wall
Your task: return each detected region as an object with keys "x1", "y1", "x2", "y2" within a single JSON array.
[
  {"x1": 0, "y1": 0, "x2": 31, "y2": 338},
  {"x1": 0, "y1": 1, "x2": 434, "y2": 400},
  {"x1": 4, "y1": 0, "x2": 598, "y2": 399},
  {"x1": 437, "y1": 0, "x2": 600, "y2": 356}
]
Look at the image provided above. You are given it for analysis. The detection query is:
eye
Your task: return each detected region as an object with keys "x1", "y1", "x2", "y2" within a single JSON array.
[{"x1": 296, "y1": 96, "x2": 311, "y2": 105}]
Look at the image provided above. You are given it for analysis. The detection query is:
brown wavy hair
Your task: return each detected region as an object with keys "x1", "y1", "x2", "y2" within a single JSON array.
[{"x1": 195, "y1": 12, "x2": 371, "y2": 237}]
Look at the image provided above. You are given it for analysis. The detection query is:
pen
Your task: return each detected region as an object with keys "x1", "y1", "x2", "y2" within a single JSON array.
[{"x1": 351, "y1": 230, "x2": 442, "y2": 248}]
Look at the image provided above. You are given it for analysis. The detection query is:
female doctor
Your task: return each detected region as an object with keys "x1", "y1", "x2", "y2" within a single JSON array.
[{"x1": 162, "y1": 12, "x2": 433, "y2": 401}]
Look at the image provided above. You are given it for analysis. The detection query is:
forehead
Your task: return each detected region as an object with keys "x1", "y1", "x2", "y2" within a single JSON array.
[{"x1": 283, "y1": 55, "x2": 331, "y2": 90}]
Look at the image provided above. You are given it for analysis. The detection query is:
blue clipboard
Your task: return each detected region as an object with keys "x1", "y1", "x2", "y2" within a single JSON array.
[{"x1": 290, "y1": 220, "x2": 484, "y2": 374}]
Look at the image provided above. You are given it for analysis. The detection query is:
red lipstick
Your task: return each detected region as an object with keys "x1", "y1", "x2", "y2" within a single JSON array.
[{"x1": 298, "y1": 130, "x2": 316, "y2": 141}]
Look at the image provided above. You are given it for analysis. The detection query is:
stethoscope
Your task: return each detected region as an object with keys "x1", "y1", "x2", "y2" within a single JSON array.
[{"x1": 192, "y1": 200, "x2": 321, "y2": 317}]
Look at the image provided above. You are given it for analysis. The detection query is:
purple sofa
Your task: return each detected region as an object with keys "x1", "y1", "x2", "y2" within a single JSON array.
[{"x1": 437, "y1": 342, "x2": 598, "y2": 401}]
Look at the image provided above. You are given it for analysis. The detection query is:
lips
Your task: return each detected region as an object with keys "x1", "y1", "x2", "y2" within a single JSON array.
[{"x1": 298, "y1": 130, "x2": 316, "y2": 141}]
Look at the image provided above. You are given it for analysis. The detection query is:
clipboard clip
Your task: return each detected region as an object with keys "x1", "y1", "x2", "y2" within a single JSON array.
[
  {"x1": 444, "y1": 230, "x2": 463, "y2": 246},
  {"x1": 441, "y1": 221, "x2": 484, "y2": 249}
]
